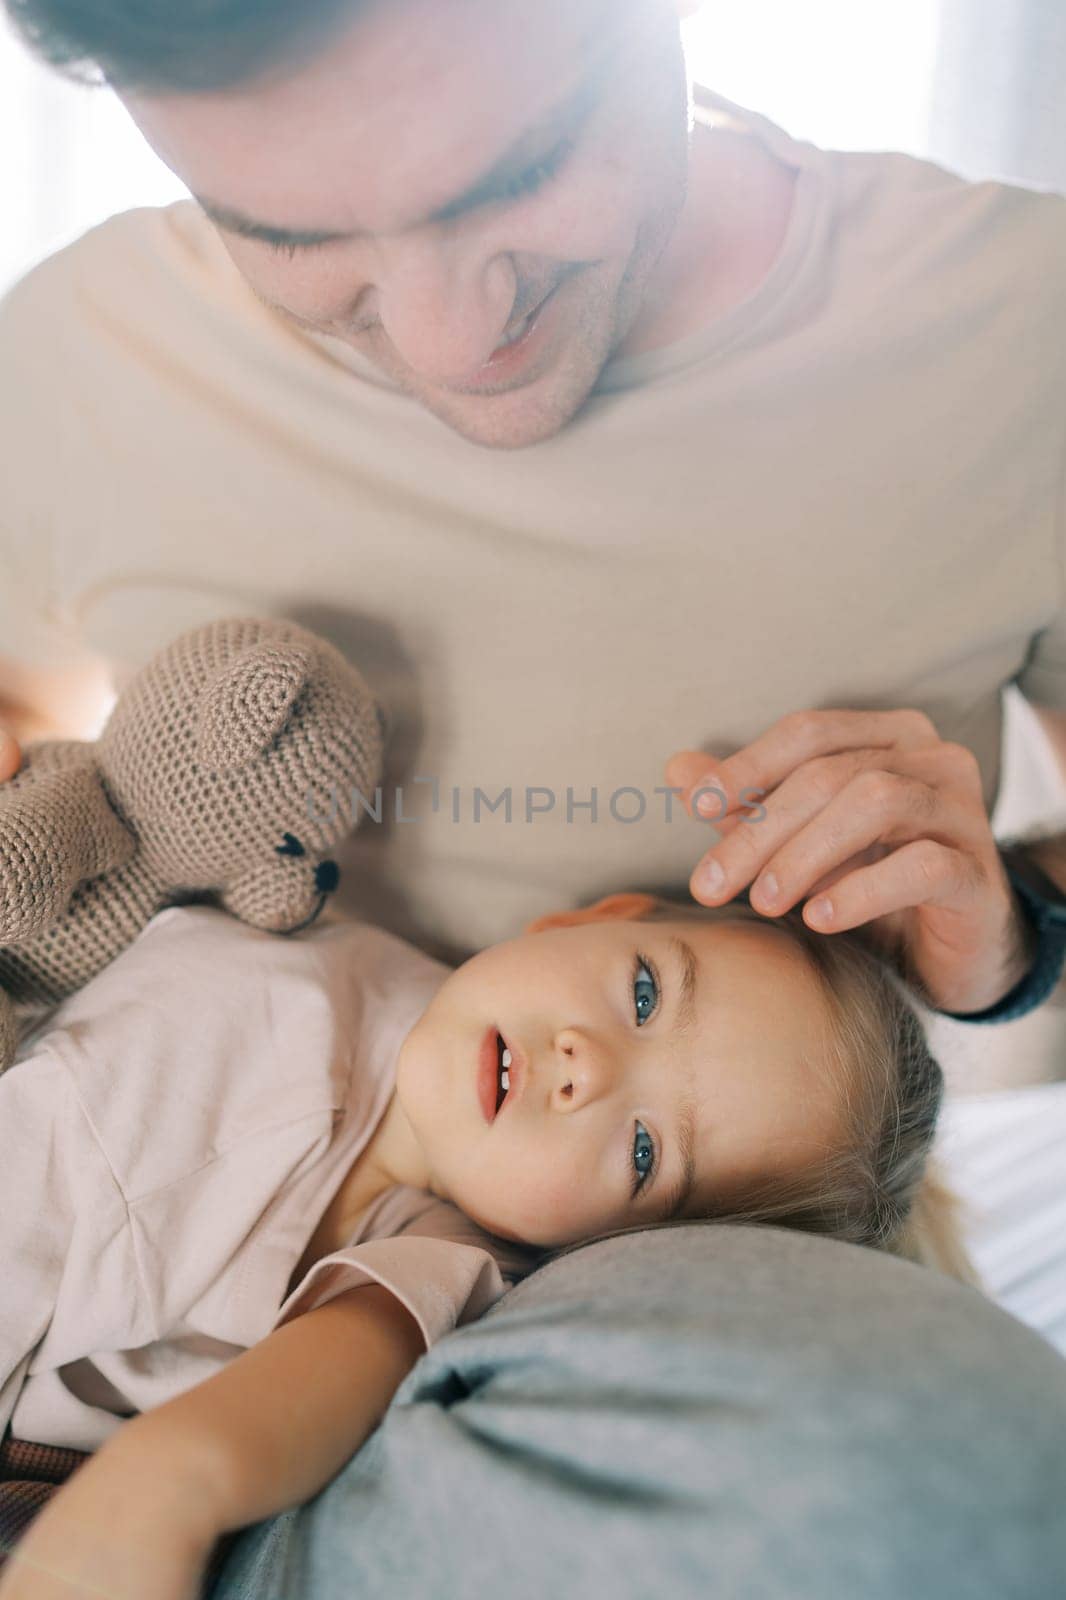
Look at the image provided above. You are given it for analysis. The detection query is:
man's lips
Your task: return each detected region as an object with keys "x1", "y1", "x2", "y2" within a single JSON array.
[
  {"x1": 501, "y1": 286, "x2": 556, "y2": 339},
  {"x1": 447, "y1": 284, "x2": 564, "y2": 392}
]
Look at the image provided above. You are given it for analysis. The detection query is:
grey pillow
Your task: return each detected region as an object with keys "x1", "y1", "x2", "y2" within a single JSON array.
[{"x1": 208, "y1": 1224, "x2": 1066, "y2": 1600}]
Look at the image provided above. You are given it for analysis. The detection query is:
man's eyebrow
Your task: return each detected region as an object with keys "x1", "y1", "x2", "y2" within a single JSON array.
[
  {"x1": 658, "y1": 936, "x2": 701, "y2": 1223},
  {"x1": 194, "y1": 66, "x2": 602, "y2": 250}
]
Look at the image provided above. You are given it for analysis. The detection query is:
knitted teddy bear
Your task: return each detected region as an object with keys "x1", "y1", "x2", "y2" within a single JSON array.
[{"x1": 0, "y1": 615, "x2": 387, "y2": 1072}]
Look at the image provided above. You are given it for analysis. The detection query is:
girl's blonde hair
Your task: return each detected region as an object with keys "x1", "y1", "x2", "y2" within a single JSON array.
[{"x1": 527, "y1": 891, "x2": 981, "y2": 1288}]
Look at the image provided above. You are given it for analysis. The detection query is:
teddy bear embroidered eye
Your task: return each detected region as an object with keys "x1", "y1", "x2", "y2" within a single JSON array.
[{"x1": 0, "y1": 616, "x2": 387, "y2": 1072}]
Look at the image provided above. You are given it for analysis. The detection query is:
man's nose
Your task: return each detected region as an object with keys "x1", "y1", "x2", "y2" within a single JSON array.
[{"x1": 370, "y1": 235, "x2": 518, "y2": 383}]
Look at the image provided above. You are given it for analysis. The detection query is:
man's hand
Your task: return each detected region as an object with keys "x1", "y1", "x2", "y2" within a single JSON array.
[{"x1": 665, "y1": 708, "x2": 1036, "y2": 1016}]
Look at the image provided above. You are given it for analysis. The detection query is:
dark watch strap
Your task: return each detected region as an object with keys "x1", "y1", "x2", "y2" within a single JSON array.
[{"x1": 936, "y1": 849, "x2": 1066, "y2": 1025}]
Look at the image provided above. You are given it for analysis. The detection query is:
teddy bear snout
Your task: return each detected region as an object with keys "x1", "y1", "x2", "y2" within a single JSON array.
[{"x1": 315, "y1": 860, "x2": 340, "y2": 894}]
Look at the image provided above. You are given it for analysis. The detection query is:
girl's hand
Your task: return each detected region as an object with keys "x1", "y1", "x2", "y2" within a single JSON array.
[
  {"x1": 665, "y1": 708, "x2": 1035, "y2": 1015},
  {"x1": 0, "y1": 1423, "x2": 221, "y2": 1600},
  {"x1": 0, "y1": 1284, "x2": 426, "y2": 1600}
]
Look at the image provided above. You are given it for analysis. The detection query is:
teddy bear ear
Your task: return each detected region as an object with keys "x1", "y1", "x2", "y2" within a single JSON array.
[
  {"x1": 197, "y1": 641, "x2": 315, "y2": 774},
  {"x1": 523, "y1": 892, "x2": 660, "y2": 935}
]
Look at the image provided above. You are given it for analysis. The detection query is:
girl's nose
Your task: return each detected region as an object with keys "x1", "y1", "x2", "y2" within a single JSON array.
[
  {"x1": 553, "y1": 1028, "x2": 616, "y2": 1107},
  {"x1": 370, "y1": 236, "x2": 518, "y2": 383}
]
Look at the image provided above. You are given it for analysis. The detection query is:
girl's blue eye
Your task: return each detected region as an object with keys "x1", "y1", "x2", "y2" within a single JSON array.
[
  {"x1": 631, "y1": 1121, "x2": 657, "y2": 1196},
  {"x1": 629, "y1": 953, "x2": 661, "y2": 1196},
  {"x1": 631, "y1": 953, "x2": 659, "y2": 1026}
]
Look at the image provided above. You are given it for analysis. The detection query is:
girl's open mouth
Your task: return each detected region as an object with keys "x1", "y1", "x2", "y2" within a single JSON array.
[
  {"x1": 495, "y1": 1032, "x2": 514, "y2": 1113},
  {"x1": 478, "y1": 1027, "x2": 515, "y2": 1122}
]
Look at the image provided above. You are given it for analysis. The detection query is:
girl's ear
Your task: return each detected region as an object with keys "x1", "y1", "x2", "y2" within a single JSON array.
[{"x1": 523, "y1": 892, "x2": 661, "y2": 935}]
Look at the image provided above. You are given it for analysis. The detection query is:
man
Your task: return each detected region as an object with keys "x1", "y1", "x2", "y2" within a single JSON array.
[
  {"x1": 2, "y1": 15, "x2": 1066, "y2": 1599},
  {"x1": 2, "y1": 0, "x2": 1066, "y2": 992}
]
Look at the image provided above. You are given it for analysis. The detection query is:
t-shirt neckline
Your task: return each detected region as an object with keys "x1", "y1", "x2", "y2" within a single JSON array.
[{"x1": 593, "y1": 85, "x2": 829, "y2": 394}]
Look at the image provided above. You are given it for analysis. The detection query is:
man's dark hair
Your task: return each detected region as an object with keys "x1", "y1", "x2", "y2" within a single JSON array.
[{"x1": 3, "y1": 0, "x2": 359, "y2": 92}]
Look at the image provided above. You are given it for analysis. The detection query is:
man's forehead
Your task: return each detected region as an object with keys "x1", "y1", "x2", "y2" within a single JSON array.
[
  {"x1": 126, "y1": 0, "x2": 634, "y2": 240},
  {"x1": 193, "y1": 57, "x2": 607, "y2": 248}
]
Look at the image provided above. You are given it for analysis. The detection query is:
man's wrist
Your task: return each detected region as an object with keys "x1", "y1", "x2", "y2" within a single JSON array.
[
  {"x1": 1008, "y1": 833, "x2": 1066, "y2": 897},
  {"x1": 996, "y1": 882, "x2": 1043, "y2": 997},
  {"x1": 936, "y1": 837, "x2": 1066, "y2": 1023}
]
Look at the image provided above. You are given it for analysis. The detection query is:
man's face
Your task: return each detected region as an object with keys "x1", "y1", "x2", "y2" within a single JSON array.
[{"x1": 121, "y1": 0, "x2": 691, "y2": 450}]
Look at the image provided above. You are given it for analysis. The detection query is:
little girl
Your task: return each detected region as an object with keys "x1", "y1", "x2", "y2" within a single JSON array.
[{"x1": 0, "y1": 885, "x2": 972, "y2": 1600}]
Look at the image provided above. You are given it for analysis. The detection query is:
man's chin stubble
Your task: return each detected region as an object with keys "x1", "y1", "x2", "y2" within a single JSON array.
[
  {"x1": 457, "y1": 278, "x2": 659, "y2": 447},
  {"x1": 397, "y1": 327, "x2": 615, "y2": 449},
  {"x1": 356, "y1": 261, "x2": 659, "y2": 448}
]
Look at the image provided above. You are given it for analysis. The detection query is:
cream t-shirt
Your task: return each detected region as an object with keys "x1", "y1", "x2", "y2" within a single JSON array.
[
  {"x1": 0, "y1": 906, "x2": 546, "y2": 1453},
  {"x1": 1, "y1": 86, "x2": 1065, "y2": 965}
]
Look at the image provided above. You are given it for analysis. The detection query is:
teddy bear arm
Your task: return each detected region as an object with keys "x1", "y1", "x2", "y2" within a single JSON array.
[{"x1": 0, "y1": 766, "x2": 136, "y2": 942}]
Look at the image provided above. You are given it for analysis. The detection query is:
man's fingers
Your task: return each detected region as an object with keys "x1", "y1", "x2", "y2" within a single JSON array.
[
  {"x1": 664, "y1": 749, "x2": 715, "y2": 793},
  {"x1": 0, "y1": 726, "x2": 22, "y2": 782},
  {"x1": 666, "y1": 711, "x2": 941, "y2": 821},
  {"x1": 663, "y1": 750, "x2": 738, "y2": 822}
]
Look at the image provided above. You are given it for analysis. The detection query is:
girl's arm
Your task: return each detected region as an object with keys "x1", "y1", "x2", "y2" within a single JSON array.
[
  {"x1": 143, "y1": 1279, "x2": 427, "y2": 1530},
  {"x1": 0, "y1": 1282, "x2": 427, "y2": 1600}
]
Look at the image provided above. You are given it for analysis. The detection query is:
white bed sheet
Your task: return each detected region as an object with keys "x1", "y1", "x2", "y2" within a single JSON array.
[{"x1": 936, "y1": 1081, "x2": 1066, "y2": 1358}]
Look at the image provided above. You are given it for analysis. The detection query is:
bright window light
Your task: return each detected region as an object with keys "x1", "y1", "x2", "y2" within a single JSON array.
[
  {"x1": 0, "y1": 11, "x2": 188, "y2": 295},
  {"x1": 681, "y1": 0, "x2": 943, "y2": 157}
]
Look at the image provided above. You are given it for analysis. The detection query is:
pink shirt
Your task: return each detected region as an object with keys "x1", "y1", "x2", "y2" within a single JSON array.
[{"x1": 0, "y1": 907, "x2": 544, "y2": 1452}]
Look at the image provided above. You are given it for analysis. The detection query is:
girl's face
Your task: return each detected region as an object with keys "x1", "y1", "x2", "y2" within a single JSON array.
[{"x1": 395, "y1": 916, "x2": 845, "y2": 1248}]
